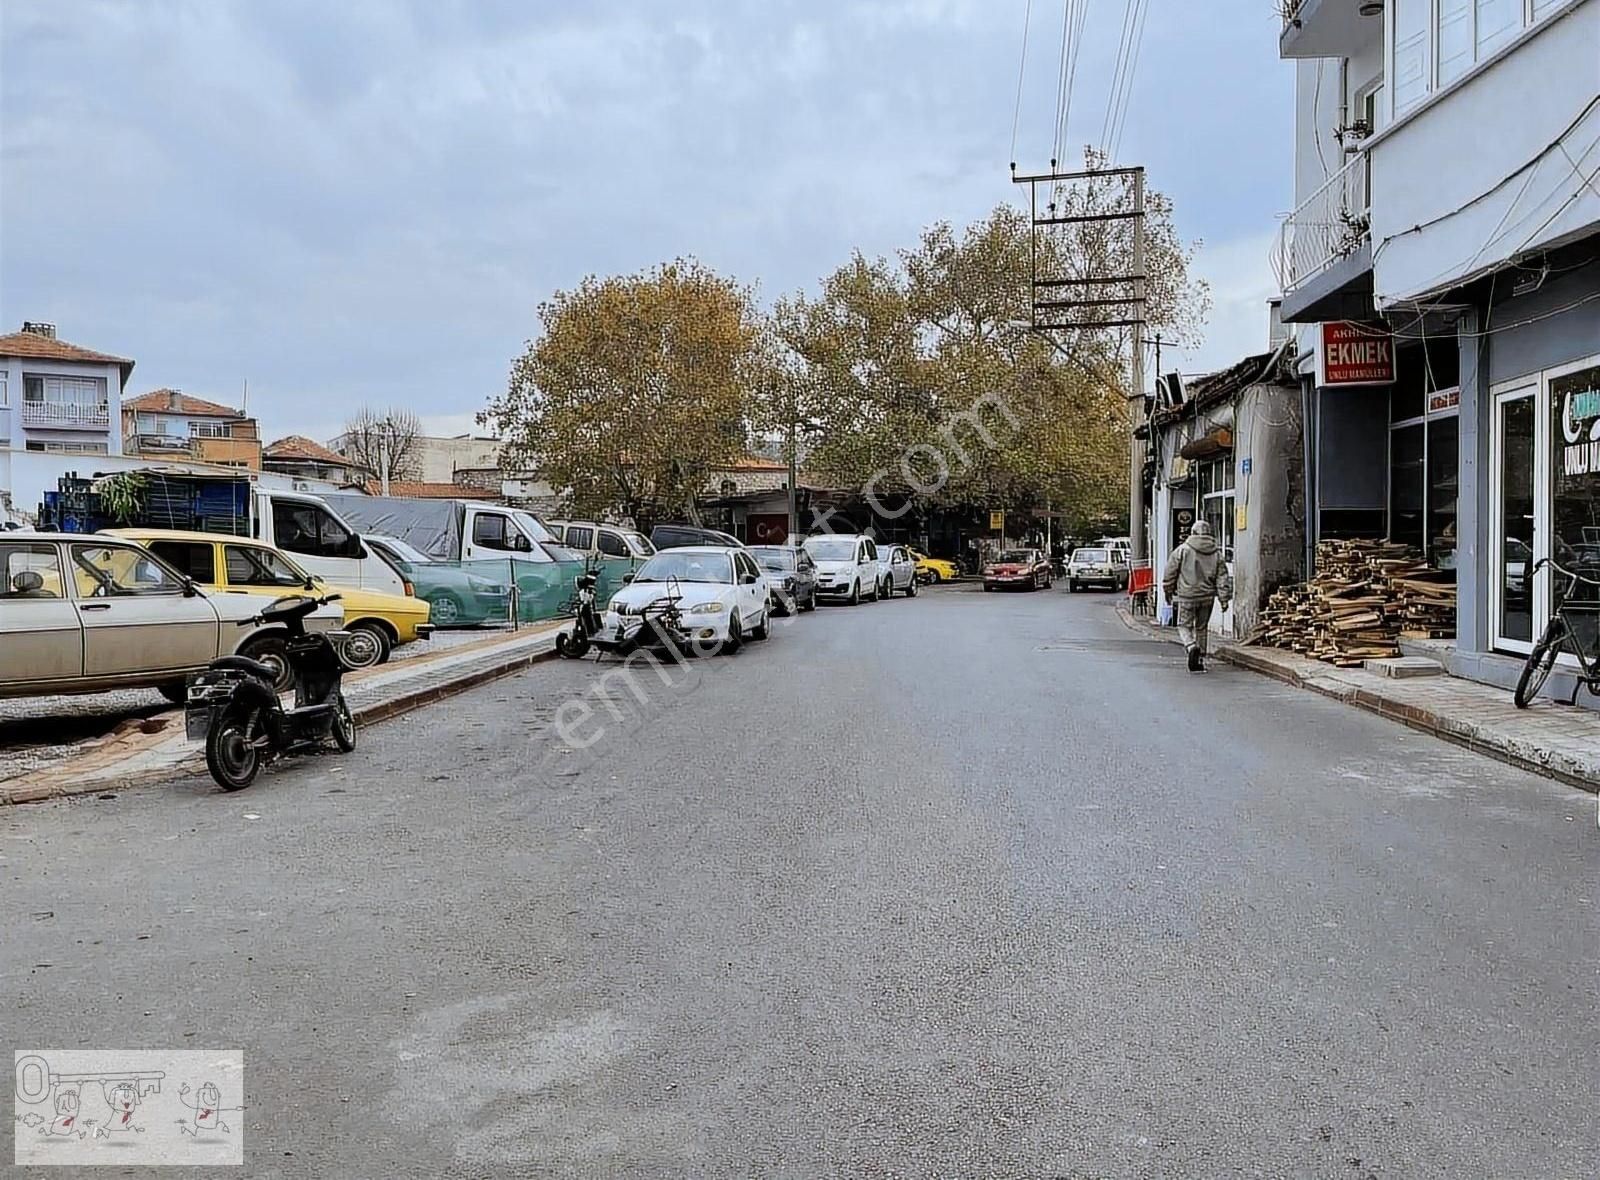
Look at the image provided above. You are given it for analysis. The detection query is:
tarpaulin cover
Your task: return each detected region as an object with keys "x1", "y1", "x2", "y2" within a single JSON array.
[{"x1": 323, "y1": 493, "x2": 463, "y2": 559}]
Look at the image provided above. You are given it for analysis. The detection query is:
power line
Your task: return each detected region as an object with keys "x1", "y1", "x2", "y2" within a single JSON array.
[
  {"x1": 1100, "y1": 0, "x2": 1137, "y2": 154},
  {"x1": 1009, "y1": 0, "x2": 1033, "y2": 167},
  {"x1": 1109, "y1": 0, "x2": 1149, "y2": 160}
]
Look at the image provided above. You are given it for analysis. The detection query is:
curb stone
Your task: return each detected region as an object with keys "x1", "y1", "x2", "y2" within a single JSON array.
[{"x1": 1114, "y1": 605, "x2": 1599, "y2": 795}]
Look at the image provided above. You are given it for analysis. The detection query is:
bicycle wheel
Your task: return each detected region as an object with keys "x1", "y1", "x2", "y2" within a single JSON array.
[{"x1": 1514, "y1": 617, "x2": 1568, "y2": 708}]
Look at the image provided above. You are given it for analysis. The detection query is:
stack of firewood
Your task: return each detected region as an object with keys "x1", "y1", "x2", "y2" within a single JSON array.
[{"x1": 1257, "y1": 539, "x2": 1456, "y2": 665}]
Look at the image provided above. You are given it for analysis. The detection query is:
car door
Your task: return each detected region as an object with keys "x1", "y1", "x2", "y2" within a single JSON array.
[
  {"x1": 894, "y1": 546, "x2": 914, "y2": 589},
  {"x1": 796, "y1": 550, "x2": 817, "y2": 598},
  {"x1": 68, "y1": 541, "x2": 220, "y2": 679},
  {"x1": 0, "y1": 541, "x2": 83, "y2": 690},
  {"x1": 734, "y1": 551, "x2": 764, "y2": 620}
]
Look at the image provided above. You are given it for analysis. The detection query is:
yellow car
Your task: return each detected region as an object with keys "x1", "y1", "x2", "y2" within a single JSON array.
[
  {"x1": 910, "y1": 549, "x2": 960, "y2": 584},
  {"x1": 107, "y1": 529, "x2": 432, "y2": 670}
]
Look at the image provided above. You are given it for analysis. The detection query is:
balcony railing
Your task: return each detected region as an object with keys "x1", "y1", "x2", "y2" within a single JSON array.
[
  {"x1": 21, "y1": 400, "x2": 111, "y2": 429},
  {"x1": 1271, "y1": 151, "x2": 1371, "y2": 294}
]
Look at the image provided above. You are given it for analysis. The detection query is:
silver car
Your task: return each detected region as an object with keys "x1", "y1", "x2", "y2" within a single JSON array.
[
  {"x1": 879, "y1": 544, "x2": 919, "y2": 598},
  {"x1": 0, "y1": 532, "x2": 341, "y2": 702}
]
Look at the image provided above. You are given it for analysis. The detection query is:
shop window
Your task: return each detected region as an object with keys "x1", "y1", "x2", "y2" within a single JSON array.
[
  {"x1": 1198, "y1": 455, "x2": 1236, "y2": 561},
  {"x1": 1549, "y1": 361, "x2": 1600, "y2": 654},
  {"x1": 1389, "y1": 422, "x2": 1426, "y2": 550}
]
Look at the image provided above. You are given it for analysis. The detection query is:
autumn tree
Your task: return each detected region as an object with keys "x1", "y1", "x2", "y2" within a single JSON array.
[
  {"x1": 339, "y1": 407, "x2": 423, "y2": 482},
  {"x1": 483, "y1": 260, "x2": 763, "y2": 526}
]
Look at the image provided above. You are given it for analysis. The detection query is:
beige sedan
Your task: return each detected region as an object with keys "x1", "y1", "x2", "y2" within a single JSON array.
[{"x1": 0, "y1": 531, "x2": 341, "y2": 702}]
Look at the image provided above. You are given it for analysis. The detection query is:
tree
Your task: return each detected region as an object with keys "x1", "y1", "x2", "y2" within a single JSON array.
[
  {"x1": 483, "y1": 260, "x2": 762, "y2": 526},
  {"x1": 339, "y1": 407, "x2": 423, "y2": 483}
]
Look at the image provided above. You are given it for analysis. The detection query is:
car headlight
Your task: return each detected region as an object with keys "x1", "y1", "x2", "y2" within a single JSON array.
[
  {"x1": 687, "y1": 601, "x2": 728, "y2": 614},
  {"x1": 983, "y1": 567, "x2": 996, "y2": 576},
  {"x1": 606, "y1": 596, "x2": 624, "y2": 611}
]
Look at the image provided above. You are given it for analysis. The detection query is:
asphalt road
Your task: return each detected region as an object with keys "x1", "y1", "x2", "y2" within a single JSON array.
[{"x1": 3, "y1": 585, "x2": 1596, "y2": 1177}]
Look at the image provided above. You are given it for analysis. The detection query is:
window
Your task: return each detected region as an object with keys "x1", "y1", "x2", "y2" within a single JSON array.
[
  {"x1": 2, "y1": 544, "x2": 63, "y2": 600},
  {"x1": 1438, "y1": 0, "x2": 1474, "y2": 84},
  {"x1": 1549, "y1": 360, "x2": 1600, "y2": 654},
  {"x1": 69, "y1": 543, "x2": 185, "y2": 597},
  {"x1": 25, "y1": 440, "x2": 109, "y2": 455},
  {"x1": 272, "y1": 500, "x2": 354, "y2": 559},
  {"x1": 597, "y1": 530, "x2": 628, "y2": 558},
  {"x1": 472, "y1": 513, "x2": 525, "y2": 551},
  {"x1": 225, "y1": 544, "x2": 309, "y2": 588},
  {"x1": 1198, "y1": 455, "x2": 1236, "y2": 561},
  {"x1": 148, "y1": 541, "x2": 216, "y2": 584},
  {"x1": 190, "y1": 421, "x2": 232, "y2": 438},
  {"x1": 1393, "y1": 0, "x2": 1562, "y2": 116},
  {"x1": 0, "y1": 371, "x2": 8, "y2": 406},
  {"x1": 564, "y1": 525, "x2": 594, "y2": 550},
  {"x1": 22, "y1": 374, "x2": 107, "y2": 406},
  {"x1": 1392, "y1": 0, "x2": 1432, "y2": 110}
]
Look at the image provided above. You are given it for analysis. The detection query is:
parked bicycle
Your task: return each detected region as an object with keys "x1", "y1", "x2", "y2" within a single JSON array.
[{"x1": 1513, "y1": 557, "x2": 1600, "y2": 708}]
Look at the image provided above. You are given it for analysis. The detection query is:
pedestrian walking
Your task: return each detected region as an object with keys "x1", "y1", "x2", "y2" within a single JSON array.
[{"x1": 1162, "y1": 520, "x2": 1232, "y2": 672}]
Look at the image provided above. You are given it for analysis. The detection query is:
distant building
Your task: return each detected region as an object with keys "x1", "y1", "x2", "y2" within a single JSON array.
[
  {"x1": 262, "y1": 435, "x2": 369, "y2": 484},
  {"x1": 325, "y1": 431, "x2": 503, "y2": 485},
  {"x1": 122, "y1": 389, "x2": 261, "y2": 470}
]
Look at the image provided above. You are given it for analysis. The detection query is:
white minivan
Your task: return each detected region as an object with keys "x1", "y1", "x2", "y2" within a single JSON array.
[
  {"x1": 250, "y1": 489, "x2": 409, "y2": 595},
  {"x1": 802, "y1": 534, "x2": 882, "y2": 604}
]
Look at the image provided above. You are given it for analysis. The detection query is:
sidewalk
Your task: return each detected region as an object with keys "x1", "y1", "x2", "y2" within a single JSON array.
[
  {"x1": 0, "y1": 620, "x2": 565, "y2": 806},
  {"x1": 1119, "y1": 607, "x2": 1600, "y2": 793}
]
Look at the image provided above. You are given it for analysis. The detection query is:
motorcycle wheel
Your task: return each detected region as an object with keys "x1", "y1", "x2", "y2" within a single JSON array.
[
  {"x1": 206, "y1": 707, "x2": 261, "y2": 791},
  {"x1": 331, "y1": 692, "x2": 357, "y2": 752}
]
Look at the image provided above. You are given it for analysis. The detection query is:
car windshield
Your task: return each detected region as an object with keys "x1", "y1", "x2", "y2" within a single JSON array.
[
  {"x1": 512, "y1": 511, "x2": 557, "y2": 544},
  {"x1": 804, "y1": 537, "x2": 857, "y2": 561},
  {"x1": 997, "y1": 550, "x2": 1033, "y2": 563},
  {"x1": 631, "y1": 551, "x2": 733, "y2": 584},
  {"x1": 750, "y1": 548, "x2": 795, "y2": 571},
  {"x1": 624, "y1": 532, "x2": 655, "y2": 557},
  {"x1": 1074, "y1": 549, "x2": 1109, "y2": 563}
]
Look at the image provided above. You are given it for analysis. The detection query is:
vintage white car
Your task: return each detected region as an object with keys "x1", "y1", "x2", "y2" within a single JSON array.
[{"x1": 0, "y1": 531, "x2": 341, "y2": 702}]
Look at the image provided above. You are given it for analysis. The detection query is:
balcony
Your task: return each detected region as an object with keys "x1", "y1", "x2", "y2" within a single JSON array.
[
  {"x1": 1280, "y1": 0, "x2": 1383, "y2": 60},
  {"x1": 21, "y1": 400, "x2": 111, "y2": 430},
  {"x1": 1272, "y1": 151, "x2": 1376, "y2": 323}
]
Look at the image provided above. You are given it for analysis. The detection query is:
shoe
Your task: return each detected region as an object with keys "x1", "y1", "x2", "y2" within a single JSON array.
[{"x1": 1186, "y1": 646, "x2": 1201, "y2": 672}]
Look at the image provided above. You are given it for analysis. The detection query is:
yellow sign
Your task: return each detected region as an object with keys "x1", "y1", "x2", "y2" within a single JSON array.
[
  {"x1": 989, "y1": 510, "x2": 1005, "y2": 530},
  {"x1": 1235, "y1": 504, "x2": 1248, "y2": 531}
]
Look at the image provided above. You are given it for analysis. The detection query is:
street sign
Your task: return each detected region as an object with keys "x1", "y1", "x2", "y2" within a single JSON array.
[
  {"x1": 989, "y1": 510, "x2": 1005, "y2": 530},
  {"x1": 1315, "y1": 321, "x2": 1394, "y2": 387}
]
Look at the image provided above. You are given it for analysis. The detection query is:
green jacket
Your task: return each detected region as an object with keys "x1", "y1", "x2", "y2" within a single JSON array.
[{"x1": 1163, "y1": 534, "x2": 1233, "y2": 605}]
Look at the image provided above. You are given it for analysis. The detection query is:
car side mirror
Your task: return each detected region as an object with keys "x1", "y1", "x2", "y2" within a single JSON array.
[
  {"x1": 743, "y1": 573, "x2": 759, "y2": 584},
  {"x1": 622, "y1": 572, "x2": 635, "y2": 583},
  {"x1": 181, "y1": 577, "x2": 199, "y2": 597},
  {"x1": 304, "y1": 576, "x2": 317, "y2": 590},
  {"x1": 347, "y1": 537, "x2": 366, "y2": 559}
]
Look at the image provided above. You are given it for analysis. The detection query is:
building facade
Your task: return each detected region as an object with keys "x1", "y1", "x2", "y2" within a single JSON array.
[
  {"x1": 262, "y1": 436, "x2": 369, "y2": 485},
  {"x1": 1276, "y1": 0, "x2": 1600, "y2": 696},
  {"x1": 122, "y1": 389, "x2": 261, "y2": 470}
]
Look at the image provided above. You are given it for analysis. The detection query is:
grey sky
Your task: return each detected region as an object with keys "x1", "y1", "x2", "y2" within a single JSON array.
[{"x1": 1, "y1": 0, "x2": 1290, "y2": 444}]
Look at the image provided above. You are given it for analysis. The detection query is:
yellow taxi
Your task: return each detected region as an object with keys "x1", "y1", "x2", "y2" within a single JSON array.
[
  {"x1": 910, "y1": 549, "x2": 961, "y2": 584},
  {"x1": 107, "y1": 529, "x2": 432, "y2": 669}
]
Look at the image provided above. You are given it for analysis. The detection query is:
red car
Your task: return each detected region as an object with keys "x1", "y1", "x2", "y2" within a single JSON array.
[{"x1": 983, "y1": 548, "x2": 1053, "y2": 591}]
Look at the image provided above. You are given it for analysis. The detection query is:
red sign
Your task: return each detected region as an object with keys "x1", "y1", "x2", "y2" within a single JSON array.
[
  {"x1": 746, "y1": 513, "x2": 789, "y2": 544},
  {"x1": 1316, "y1": 321, "x2": 1394, "y2": 387}
]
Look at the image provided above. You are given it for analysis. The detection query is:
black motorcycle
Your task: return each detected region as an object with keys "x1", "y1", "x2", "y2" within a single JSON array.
[
  {"x1": 589, "y1": 578, "x2": 692, "y2": 659},
  {"x1": 185, "y1": 595, "x2": 356, "y2": 790},
  {"x1": 554, "y1": 562, "x2": 602, "y2": 659}
]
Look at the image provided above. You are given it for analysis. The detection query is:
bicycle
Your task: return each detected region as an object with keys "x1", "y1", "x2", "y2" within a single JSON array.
[{"x1": 1513, "y1": 557, "x2": 1600, "y2": 707}]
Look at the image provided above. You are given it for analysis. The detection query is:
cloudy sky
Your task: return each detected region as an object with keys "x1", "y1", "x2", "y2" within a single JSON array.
[{"x1": 1, "y1": 0, "x2": 1291, "y2": 444}]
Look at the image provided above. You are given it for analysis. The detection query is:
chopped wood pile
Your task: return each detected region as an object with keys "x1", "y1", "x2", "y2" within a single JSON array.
[{"x1": 1259, "y1": 539, "x2": 1457, "y2": 666}]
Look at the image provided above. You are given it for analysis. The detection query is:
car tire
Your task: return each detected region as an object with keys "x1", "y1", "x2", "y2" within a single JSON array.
[
  {"x1": 426, "y1": 592, "x2": 462, "y2": 627},
  {"x1": 1068, "y1": 580, "x2": 1078, "y2": 592},
  {"x1": 849, "y1": 580, "x2": 860, "y2": 605},
  {"x1": 236, "y1": 634, "x2": 293, "y2": 693},
  {"x1": 724, "y1": 611, "x2": 742, "y2": 654},
  {"x1": 157, "y1": 681, "x2": 189, "y2": 706},
  {"x1": 343, "y1": 622, "x2": 391, "y2": 670},
  {"x1": 802, "y1": 591, "x2": 817, "y2": 612},
  {"x1": 983, "y1": 584, "x2": 993, "y2": 592},
  {"x1": 928, "y1": 569, "x2": 942, "y2": 584},
  {"x1": 907, "y1": 577, "x2": 917, "y2": 598},
  {"x1": 753, "y1": 610, "x2": 770, "y2": 640}
]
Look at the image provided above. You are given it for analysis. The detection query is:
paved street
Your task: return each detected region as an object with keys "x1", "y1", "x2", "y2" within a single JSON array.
[{"x1": 3, "y1": 585, "x2": 1596, "y2": 1177}]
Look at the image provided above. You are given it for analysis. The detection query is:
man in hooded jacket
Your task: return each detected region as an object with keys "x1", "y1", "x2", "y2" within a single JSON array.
[{"x1": 1162, "y1": 520, "x2": 1233, "y2": 671}]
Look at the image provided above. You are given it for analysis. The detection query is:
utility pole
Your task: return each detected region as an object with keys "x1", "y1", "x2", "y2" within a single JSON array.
[
  {"x1": 1128, "y1": 167, "x2": 1147, "y2": 565},
  {"x1": 379, "y1": 418, "x2": 392, "y2": 497},
  {"x1": 786, "y1": 414, "x2": 798, "y2": 545}
]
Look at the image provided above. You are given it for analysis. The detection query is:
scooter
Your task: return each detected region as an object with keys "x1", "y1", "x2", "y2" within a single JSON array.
[
  {"x1": 554, "y1": 562, "x2": 602, "y2": 658},
  {"x1": 185, "y1": 594, "x2": 356, "y2": 791},
  {"x1": 589, "y1": 578, "x2": 692, "y2": 660}
]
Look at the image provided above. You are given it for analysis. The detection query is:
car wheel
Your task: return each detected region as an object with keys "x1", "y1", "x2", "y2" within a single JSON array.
[
  {"x1": 342, "y1": 622, "x2": 391, "y2": 669},
  {"x1": 983, "y1": 583, "x2": 993, "y2": 592},
  {"x1": 802, "y1": 591, "x2": 817, "y2": 612},
  {"x1": 907, "y1": 577, "x2": 917, "y2": 598},
  {"x1": 724, "y1": 611, "x2": 742, "y2": 654},
  {"x1": 928, "y1": 569, "x2": 942, "y2": 584},
  {"x1": 157, "y1": 681, "x2": 189, "y2": 705},
  {"x1": 849, "y1": 580, "x2": 860, "y2": 605},
  {"x1": 237, "y1": 635, "x2": 293, "y2": 693},
  {"x1": 752, "y1": 610, "x2": 770, "y2": 640},
  {"x1": 1068, "y1": 580, "x2": 1078, "y2": 592},
  {"x1": 426, "y1": 592, "x2": 462, "y2": 626}
]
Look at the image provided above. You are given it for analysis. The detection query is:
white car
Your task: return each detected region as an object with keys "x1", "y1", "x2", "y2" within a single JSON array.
[
  {"x1": 879, "y1": 544, "x2": 918, "y2": 598},
  {"x1": 0, "y1": 532, "x2": 342, "y2": 702},
  {"x1": 601, "y1": 545, "x2": 770, "y2": 651},
  {"x1": 802, "y1": 534, "x2": 882, "y2": 604}
]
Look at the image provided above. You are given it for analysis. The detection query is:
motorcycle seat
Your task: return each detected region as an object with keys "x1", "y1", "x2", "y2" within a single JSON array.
[{"x1": 209, "y1": 655, "x2": 280, "y2": 681}]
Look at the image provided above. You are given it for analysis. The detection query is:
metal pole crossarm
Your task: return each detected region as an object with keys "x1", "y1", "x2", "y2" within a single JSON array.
[
  {"x1": 1011, "y1": 165, "x2": 1146, "y2": 182},
  {"x1": 1035, "y1": 296, "x2": 1148, "y2": 312},
  {"x1": 1033, "y1": 210, "x2": 1143, "y2": 226},
  {"x1": 1032, "y1": 275, "x2": 1147, "y2": 287},
  {"x1": 1031, "y1": 318, "x2": 1146, "y2": 330}
]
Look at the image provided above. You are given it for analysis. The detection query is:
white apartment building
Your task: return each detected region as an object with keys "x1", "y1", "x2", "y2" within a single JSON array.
[{"x1": 1276, "y1": 0, "x2": 1600, "y2": 695}]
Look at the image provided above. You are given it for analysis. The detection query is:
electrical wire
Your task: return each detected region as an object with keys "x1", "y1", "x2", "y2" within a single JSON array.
[
  {"x1": 1051, "y1": 0, "x2": 1073, "y2": 166},
  {"x1": 1108, "y1": 0, "x2": 1149, "y2": 160},
  {"x1": 1009, "y1": 0, "x2": 1033, "y2": 167},
  {"x1": 1099, "y1": 0, "x2": 1137, "y2": 155},
  {"x1": 1059, "y1": 0, "x2": 1091, "y2": 164}
]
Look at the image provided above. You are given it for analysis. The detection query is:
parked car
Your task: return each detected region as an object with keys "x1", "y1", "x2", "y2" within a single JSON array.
[
  {"x1": 601, "y1": 545, "x2": 770, "y2": 652},
  {"x1": 649, "y1": 524, "x2": 744, "y2": 550},
  {"x1": 362, "y1": 534, "x2": 512, "y2": 627},
  {"x1": 879, "y1": 544, "x2": 919, "y2": 598},
  {"x1": 108, "y1": 529, "x2": 433, "y2": 674},
  {"x1": 748, "y1": 544, "x2": 818, "y2": 615},
  {"x1": 1095, "y1": 536, "x2": 1133, "y2": 562},
  {"x1": 1066, "y1": 546, "x2": 1128, "y2": 592},
  {"x1": 910, "y1": 549, "x2": 960, "y2": 584},
  {"x1": 548, "y1": 520, "x2": 656, "y2": 562},
  {"x1": 983, "y1": 548, "x2": 1053, "y2": 591},
  {"x1": 802, "y1": 534, "x2": 881, "y2": 604},
  {"x1": 0, "y1": 531, "x2": 341, "y2": 702}
]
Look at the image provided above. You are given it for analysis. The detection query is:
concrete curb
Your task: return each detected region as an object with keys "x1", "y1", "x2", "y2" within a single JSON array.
[
  {"x1": 0, "y1": 632, "x2": 562, "y2": 807},
  {"x1": 1114, "y1": 607, "x2": 1599, "y2": 795}
]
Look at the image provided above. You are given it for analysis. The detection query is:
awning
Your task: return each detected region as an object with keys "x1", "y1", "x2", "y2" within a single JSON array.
[{"x1": 1179, "y1": 427, "x2": 1233, "y2": 460}]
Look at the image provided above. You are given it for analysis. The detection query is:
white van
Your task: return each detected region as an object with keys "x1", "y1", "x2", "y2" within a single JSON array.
[
  {"x1": 802, "y1": 533, "x2": 882, "y2": 604},
  {"x1": 249, "y1": 489, "x2": 408, "y2": 595},
  {"x1": 321, "y1": 493, "x2": 562, "y2": 565}
]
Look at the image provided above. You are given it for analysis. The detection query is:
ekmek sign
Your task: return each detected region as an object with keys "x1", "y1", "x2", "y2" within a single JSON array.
[{"x1": 1316, "y1": 322, "x2": 1394, "y2": 387}]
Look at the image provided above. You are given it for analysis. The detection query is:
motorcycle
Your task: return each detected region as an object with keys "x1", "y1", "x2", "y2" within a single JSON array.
[
  {"x1": 589, "y1": 578, "x2": 692, "y2": 660},
  {"x1": 554, "y1": 561, "x2": 602, "y2": 659},
  {"x1": 185, "y1": 594, "x2": 356, "y2": 790}
]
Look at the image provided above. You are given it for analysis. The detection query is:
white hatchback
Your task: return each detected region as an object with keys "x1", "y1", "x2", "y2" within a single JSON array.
[
  {"x1": 601, "y1": 546, "x2": 770, "y2": 651},
  {"x1": 802, "y1": 534, "x2": 881, "y2": 604}
]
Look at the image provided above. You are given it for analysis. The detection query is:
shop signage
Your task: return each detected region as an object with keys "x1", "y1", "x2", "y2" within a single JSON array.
[
  {"x1": 989, "y1": 510, "x2": 1005, "y2": 530},
  {"x1": 1428, "y1": 387, "x2": 1460, "y2": 414},
  {"x1": 1557, "y1": 365, "x2": 1600, "y2": 478},
  {"x1": 1315, "y1": 321, "x2": 1394, "y2": 387}
]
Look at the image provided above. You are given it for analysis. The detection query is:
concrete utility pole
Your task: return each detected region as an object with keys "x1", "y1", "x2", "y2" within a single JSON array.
[
  {"x1": 786, "y1": 415, "x2": 798, "y2": 545},
  {"x1": 379, "y1": 418, "x2": 392, "y2": 497},
  {"x1": 1128, "y1": 167, "x2": 1147, "y2": 564}
]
